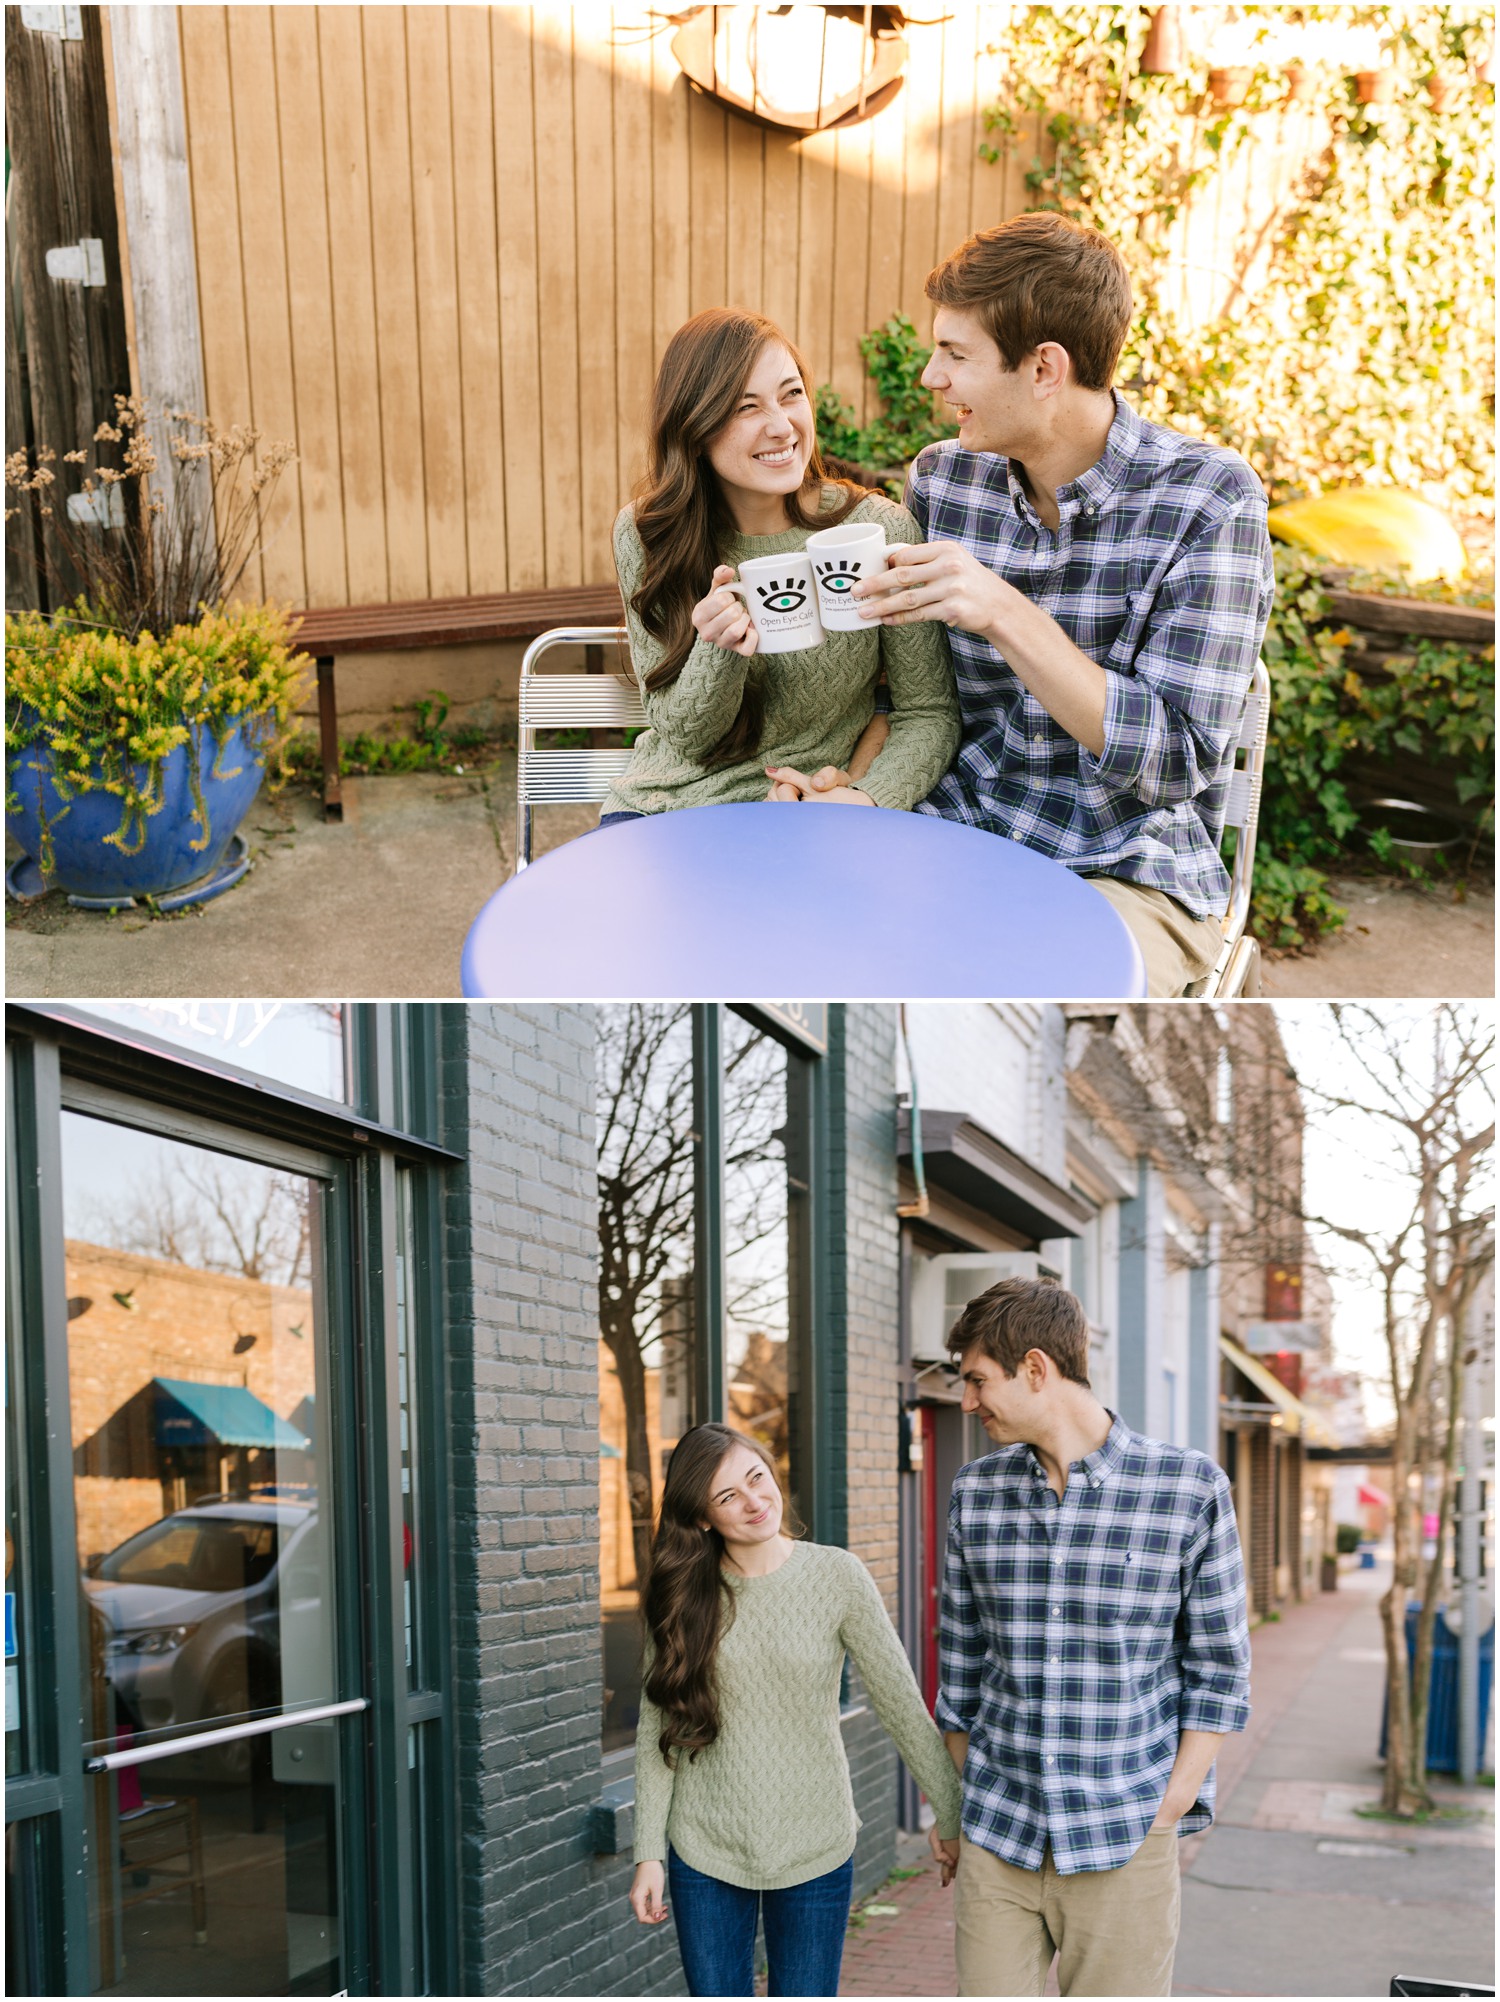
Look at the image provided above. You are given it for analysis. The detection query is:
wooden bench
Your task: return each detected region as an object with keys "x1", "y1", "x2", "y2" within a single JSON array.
[{"x1": 292, "y1": 584, "x2": 626, "y2": 818}]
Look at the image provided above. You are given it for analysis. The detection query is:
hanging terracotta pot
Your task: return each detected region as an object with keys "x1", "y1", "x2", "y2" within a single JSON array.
[
  {"x1": 1473, "y1": 44, "x2": 1494, "y2": 86},
  {"x1": 1354, "y1": 68, "x2": 1396, "y2": 104},
  {"x1": 1140, "y1": 5, "x2": 1185, "y2": 76},
  {"x1": 1283, "y1": 63, "x2": 1315, "y2": 103},
  {"x1": 1426, "y1": 74, "x2": 1461, "y2": 110},
  {"x1": 1208, "y1": 65, "x2": 1253, "y2": 108}
]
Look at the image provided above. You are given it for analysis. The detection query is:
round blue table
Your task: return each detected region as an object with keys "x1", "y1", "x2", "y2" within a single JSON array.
[{"x1": 461, "y1": 804, "x2": 1147, "y2": 999}]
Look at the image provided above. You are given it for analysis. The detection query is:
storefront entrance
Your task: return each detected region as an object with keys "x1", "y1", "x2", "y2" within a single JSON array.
[
  {"x1": 67, "y1": 1113, "x2": 348, "y2": 1995},
  {"x1": 6, "y1": 1006, "x2": 458, "y2": 1997}
]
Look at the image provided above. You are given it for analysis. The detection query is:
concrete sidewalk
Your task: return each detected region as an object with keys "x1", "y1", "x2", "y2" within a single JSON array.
[
  {"x1": 838, "y1": 1565, "x2": 1494, "y2": 1998},
  {"x1": 6, "y1": 766, "x2": 1493, "y2": 999}
]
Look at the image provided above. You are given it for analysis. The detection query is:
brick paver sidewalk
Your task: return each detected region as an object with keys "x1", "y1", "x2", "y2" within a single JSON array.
[{"x1": 839, "y1": 1569, "x2": 1480, "y2": 1997}]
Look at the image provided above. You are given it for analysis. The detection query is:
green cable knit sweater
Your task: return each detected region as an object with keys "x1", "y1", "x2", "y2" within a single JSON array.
[
  {"x1": 633, "y1": 1541, "x2": 962, "y2": 1891},
  {"x1": 603, "y1": 491, "x2": 960, "y2": 817}
]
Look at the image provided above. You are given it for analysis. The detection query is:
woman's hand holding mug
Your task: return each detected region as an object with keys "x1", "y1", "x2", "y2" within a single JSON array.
[
  {"x1": 629, "y1": 1860, "x2": 670, "y2": 1925},
  {"x1": 693, "y1": 564, "x2": 759, "y2": 658}
]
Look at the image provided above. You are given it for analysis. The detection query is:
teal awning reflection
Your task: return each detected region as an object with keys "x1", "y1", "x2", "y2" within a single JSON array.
[{"x1": 153, "y1": 1377, "x2": 311, "y2": 1451}]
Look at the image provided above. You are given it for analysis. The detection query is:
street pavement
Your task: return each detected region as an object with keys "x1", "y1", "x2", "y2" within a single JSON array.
[{"x1": 839, "y1": 1563, "x2": 1495, "y2": 1998}]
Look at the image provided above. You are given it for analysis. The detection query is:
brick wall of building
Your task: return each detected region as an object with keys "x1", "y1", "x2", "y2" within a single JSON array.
[
  {"x1": 441, "y1": 1004, "x2": 684, "y2": 1998},
  {"x1": 829, "y1": 1004, "x2": 906, "y2": 1901}
]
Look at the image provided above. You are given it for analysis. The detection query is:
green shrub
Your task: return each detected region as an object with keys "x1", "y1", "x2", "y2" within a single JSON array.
[
  {"x1": 1335, "y1": 1523, "x2": 1363, "y2": 1554},
  {"x1": 816, "y1": 314, "x2": 957, "y2": 477},
  {"x1": 1247, "y1": 548, "x2": 1494, "y2": 943},
  {"x1": 5, "y1": 601, "x2": 309, "y2": 866}
]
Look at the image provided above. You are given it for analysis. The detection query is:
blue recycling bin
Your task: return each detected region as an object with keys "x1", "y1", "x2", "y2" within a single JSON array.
[{"x1": 1379, "y1": 1606, "x2": 1494, "y2": 1773}]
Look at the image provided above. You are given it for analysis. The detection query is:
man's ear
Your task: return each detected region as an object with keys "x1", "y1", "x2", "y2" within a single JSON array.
[{"x1": 1031, "y1": 342, "x2": 1071, "y2": 399}]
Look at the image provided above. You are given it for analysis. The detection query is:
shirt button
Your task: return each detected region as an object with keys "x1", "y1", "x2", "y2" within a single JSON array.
[
  {"x1": 1032, "y1": 732, "x2": 1044, "y2": 745},
  {"x1": 1084, "y1": 502, "x2": 1099, "y2": 517},
  {"x1": 1045, "y1": 1754, "x2": 1055, "y2": 1764},
  {"x1": 1051, "y1": 1656, "x2": 1061, "y2": 1664},
  {"x1": 1052, "y1": 1606, "x2": 1062, "y2": 1616}
]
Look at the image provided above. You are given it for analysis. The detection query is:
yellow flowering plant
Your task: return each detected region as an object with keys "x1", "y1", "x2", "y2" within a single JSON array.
[{"x1": 5, "y1": 602, "x2": 309, "y2": 870}]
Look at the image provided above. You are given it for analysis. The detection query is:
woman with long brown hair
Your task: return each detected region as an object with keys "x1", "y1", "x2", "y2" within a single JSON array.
[
  {"x1": 627, "y1": 1423, "x2": 960, "y2": 1996},
  {"x1": 598, "y1": 309, "x2": 959, "y2": 824}
]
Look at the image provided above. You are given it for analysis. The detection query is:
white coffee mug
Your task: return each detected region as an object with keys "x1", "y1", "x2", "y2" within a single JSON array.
[
  {"x1": 724, "y1": 551, "x2": 825, "y2": 652},
  {"x1": 805, "y1": 521, "x2": 891, "y2": 632}
]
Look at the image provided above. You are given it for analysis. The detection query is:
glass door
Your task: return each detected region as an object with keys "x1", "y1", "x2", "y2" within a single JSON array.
[{"x1": 60, "y1": 1109, "x2": 355, "y2": 1997}]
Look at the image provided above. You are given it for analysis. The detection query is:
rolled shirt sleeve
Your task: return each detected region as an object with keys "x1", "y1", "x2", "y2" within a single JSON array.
[
  {"x1": 1079, "y1": 499, "x2": 1274, "y2": 812},
  {"x1": 1177, "y1": 1468, "x2": 1253, "y2": 1735}
]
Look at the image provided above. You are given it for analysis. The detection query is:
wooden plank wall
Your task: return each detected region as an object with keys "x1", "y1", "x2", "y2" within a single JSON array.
[
  {"x1": 171, "y1": 6, "x2": 1334, "y2": 607},
  {"x1": 5, "y1": 8, "x2": 132, "y2": 610}
]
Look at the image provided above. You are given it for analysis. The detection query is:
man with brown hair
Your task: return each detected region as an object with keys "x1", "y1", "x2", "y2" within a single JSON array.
[
  {"x1": 851, "y1": 212, "x2": 1274, "y2": 997},
  {"x1": 933, "y1": 1276, "x2": 1249, "y2": 1996}
]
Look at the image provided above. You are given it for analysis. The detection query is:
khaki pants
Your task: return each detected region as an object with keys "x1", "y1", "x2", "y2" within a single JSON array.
[
  {"x1": 1085, "y1": 877, "x2": 1224, "y2": 999},
  {"x1": 953, "y1": 1827, "x2": 1181, "y2": 1998}
]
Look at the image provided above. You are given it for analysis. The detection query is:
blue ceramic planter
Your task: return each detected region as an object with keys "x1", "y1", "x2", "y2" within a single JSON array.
[{"x1": 7, "y1": 719, "x2": 266, "y2": 904}]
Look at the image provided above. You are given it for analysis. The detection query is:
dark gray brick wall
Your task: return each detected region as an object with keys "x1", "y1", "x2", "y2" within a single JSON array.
[
  {"x1": 439, "y1": 1003, "x2": 912, "y2": 1992},
  {"x1": 441, "y1": 1004, "x2": 684, "y2": 1998},
  {"x1": 827, "y1": 1005, "x2": 905, "y2": 1903}
]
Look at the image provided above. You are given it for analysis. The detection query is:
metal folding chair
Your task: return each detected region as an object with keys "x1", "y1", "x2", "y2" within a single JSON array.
[
  {"x1": 1196, "y1": 657, "x2": 1271, "y2": 998},
  {"x1": 515, "y1": 626, "x2": 643, "y2": 871}
]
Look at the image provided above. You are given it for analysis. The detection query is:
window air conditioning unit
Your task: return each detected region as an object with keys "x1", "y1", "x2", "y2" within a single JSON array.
[{"x1": 910, "y1": 1251, "x2": 1063, "y2": 1367}]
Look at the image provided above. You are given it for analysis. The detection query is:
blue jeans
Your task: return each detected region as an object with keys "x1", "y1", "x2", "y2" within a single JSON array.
[{"x1": 667, "y1": 1845, "x2": 854, "y2": 1997}]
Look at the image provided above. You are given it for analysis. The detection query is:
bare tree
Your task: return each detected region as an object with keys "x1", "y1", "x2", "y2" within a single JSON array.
[
  {"x1": 597, "y1": 1004, "x2": 698, "y2": 1589},
  {"x1": 1239, "y1": 1005, "x2": 1493, "y2": 1815},
  {"x1": 84, "y1": 1155, "x2": 312, "y2": 1289},
  {"x1": 596, "y1": 1006, "x2": 796, "y2": 1587}
]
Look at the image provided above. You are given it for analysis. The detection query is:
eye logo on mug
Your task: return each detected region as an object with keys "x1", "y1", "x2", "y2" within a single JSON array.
[
  {"x1": 755, "y1": 579, "x2": 809, "y2": 614},
  {"x1": 724, "y1": 555, "x2": 823, "y2": 650},
  {"x1": 805, "y1": 521, "x2": 889, "y2": 631}
]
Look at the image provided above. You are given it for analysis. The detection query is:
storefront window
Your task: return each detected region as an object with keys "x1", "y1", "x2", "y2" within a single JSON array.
[
  {"x1": 723, "y1": 1016, "x2": 798, "y2": 1504},
  {"x1": 596, "y1": 1005, "x2": 698, "y2": 1752},
  {"x1": 65, "y1": 1002, "x2": 348, "y2": 1103},
  {"x1": 61, "y1": 1110, "x2": 342, "y2": 1995},
  {"x1": 595, "y1": 1006, "x2": 818, "y2": 1754}
]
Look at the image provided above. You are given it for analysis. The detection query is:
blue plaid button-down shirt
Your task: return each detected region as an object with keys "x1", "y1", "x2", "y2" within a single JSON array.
[
  {"x1": 907, "y1": 395, "x2": 1274, "y2": 920},
  {"x1": 937, "y1": 1414, "x2": 1251, "y2": 1875}
]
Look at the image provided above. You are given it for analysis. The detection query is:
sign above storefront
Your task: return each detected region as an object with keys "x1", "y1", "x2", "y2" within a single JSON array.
[{"x1": 750, "y1": 1002, "x2": 829, "y2": 1055}]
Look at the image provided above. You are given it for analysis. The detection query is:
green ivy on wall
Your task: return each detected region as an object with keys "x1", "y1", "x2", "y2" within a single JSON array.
[
  {"x1": 978, "y1": 3, "x2": 1495, "y2": 514},
  {"x1": 814, "y1": 5, "x2": 1493, "y2": 947}
]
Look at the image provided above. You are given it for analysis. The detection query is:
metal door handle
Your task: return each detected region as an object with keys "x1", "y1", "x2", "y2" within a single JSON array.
[{"x1": 84, "y1": 1697, "x2": 369, "y2": 1772}]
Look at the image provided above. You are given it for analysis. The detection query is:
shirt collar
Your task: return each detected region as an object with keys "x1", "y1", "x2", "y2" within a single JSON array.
[
  {"x1": 1063, "y1": 393, "x2": 1144, "y2": 513},
  {"x1": 1079, "y1": 1410, "x2": 1130, "y2": 1488},
  {"x1": 1019, "y1": 1410, "x2": 1130, "y2": 1492},
  {"x1": 1002, "y1": 391, "x2": 1144, "y2": 522}
]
